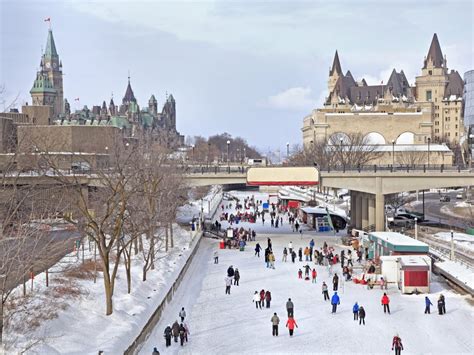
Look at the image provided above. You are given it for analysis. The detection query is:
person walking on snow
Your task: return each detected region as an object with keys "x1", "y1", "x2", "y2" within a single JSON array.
[
  {"x1": 286, "y1": 298, "x2": 294, "y2": 317},
  {"x1": 152, "y1": 347, "x2": 160, "y2": 355},
  {"x1": 304, "y1": 247, "x2": 310, "y2": 261},
  {"x1": 311, "y1": 268, "x2": 317, "y2": 283},
  {"x1": 392, "y1": 334, "x2": 404, "y2": 355},
  {"x1": 260, "y1": 289, "x2": 265, "y2": 307},
  {"x1": 255, "y1": 243, "x2": 261, "y2": 257},
  {"x1": 234, "y1": 268, "x2": 240, "y2": 286},
  {"x1": 331, "y1": 292, "x2": 340, "y2": 313},
  {"x1": 179, "y1": 307, "x2": 186, "y2": 322},
  {"x1": 333, "y1": 273, "x2": 339, "y2": 291},
  {"x1": 286, "y1": 316, "x2": 298, "y2": 336},
  {"x1": 298, "y1": 247, "x2": 303, "y2": 262},
  {"x1": 214, "y1": 250, "x2": 219, "y2": 264},
  {"x1": 227, "y1": 265, "x2": 235, "y2": 279},
  {"x1": 225, "y1": 276, "x2": 232, "y2": 294},
  {"x1": 271, "y1": 313, "x2": 280, "y2": 336},
  {"x1": 288, "y1": 241, "x2": 293, "y2": 255},
  {"x1": 282, "y1": 247, "x2": 288, "y2": 262},
  {"x1": 164, "y1": 325, "x2": 172, "y2": 347},
  {"x1": 265, "y1": 290, "x2": 272, "y2": 308},
  {"x1": 438, "y1": 294, "x2": 446, "y2": 314},
  {"x1": 253, "y1": 291, "x2": 262, "y2": 309},
  {"x1": 322, "y1": 282, "x2": 330, "y2": 301},
  {"x1": 295, "y1": 221, "x2": 300, "y2": 232},
  {"x1": 303, "y1": 264, "x2": 311, "y2": 278},
  {"x1": 291, "y1": 250, "x2": 297, "y2": 263},
  {"x1": 298, "y1": 269, "x2": 303, "y2": 279},
  {"x1": 179, "y1": 323, "x2": 187, "y2": 346},
  {"x1": 172, "y1": 321, "x2": 180, "y2": 343},
  {"x1": 353, "y1": 302, "x2": 359, "y2": 321},
  {"x1": 424, "y1": 296, "x2": 433, "y2": 314},
  {"x1": 382, "y1": 293, "x2": 390, "y2": 314}
]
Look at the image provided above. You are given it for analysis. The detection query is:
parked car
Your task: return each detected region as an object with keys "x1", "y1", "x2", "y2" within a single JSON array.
[
  {"x1": 397, "y1": 213, "x2": 424, "y2": 222},
  {"x1": 440, "y1": 195, "x2": 451, "y2": 202},
  {"x1": 389, "y1": 215, "x2": 415, "y2": 228},
  {"x1": 456, "y1": 193, "x2": 464, "y2": 199}
]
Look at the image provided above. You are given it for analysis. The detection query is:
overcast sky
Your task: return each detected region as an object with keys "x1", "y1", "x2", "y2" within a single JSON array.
[{"x1": 1, "y1": 0, "x2": 472, "y2": 152}]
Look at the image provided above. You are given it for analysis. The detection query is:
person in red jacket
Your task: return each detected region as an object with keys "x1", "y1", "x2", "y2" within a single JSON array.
[
  {"x1": 265, "y1": 290, "x2": 272, "y2": 308},
  {"x1": 382, "y1": 293, "x2": 390, "y2": 314},
  {"x1": 392, "y1": 334, "x2": 403, "y2": 354},
  {"x1": 260, "y1": 289, "x2": 265, "y2": 306},
  {"x1": 311, "y1": 268, "x2": 317, "y2": 284},
  {"x1": 286, "y1": 316, "x2": 298, "y2": 336}
]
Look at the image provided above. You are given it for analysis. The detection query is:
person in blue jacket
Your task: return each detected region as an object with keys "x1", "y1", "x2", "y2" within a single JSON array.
[
  {"x1": 353, "y1": 302, "x2": 359, "y2": 320},
  {"x1": 424, "y1": 296, "x2": 433, "y2": 314},
  {"x1": 331, "y1": 292, "x2": 340, "y2": 313}
]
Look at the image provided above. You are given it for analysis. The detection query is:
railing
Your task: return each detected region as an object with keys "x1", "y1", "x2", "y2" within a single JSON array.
[{"x1": 322, "y1": 164, "x2": 472, "y2": 173}]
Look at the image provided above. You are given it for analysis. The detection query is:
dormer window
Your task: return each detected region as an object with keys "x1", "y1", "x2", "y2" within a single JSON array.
[{"x1": 429, "y1": 70, "x2": 432, "y2": 75}]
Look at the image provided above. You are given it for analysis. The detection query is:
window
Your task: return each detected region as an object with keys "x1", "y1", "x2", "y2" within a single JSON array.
[
  {"x1": 429, "y1": 70, "x2": 433, "y2": 75},
  {"x1": 426, "y1": 90, "x2": 432, "y2": 101},
  {"x1": 455, "y1": 132, "x2": 458, "y2": 137},
  {"x1": 435, "y1": 129, "x2": 439, "y2": 133},
  {"x1": 435, "y1": 121, "x2": 439, "y2": 126}
]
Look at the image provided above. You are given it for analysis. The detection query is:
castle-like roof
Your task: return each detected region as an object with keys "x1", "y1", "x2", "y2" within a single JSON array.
[
  {"x1": 123, "y1": 79, "x2": 137, "y2": 103},
  {"x1": 423, "y1": 33, "x2": 444, "y2": 69},
  {"x1": 30, "y1": 72, "x2": 56, "y2": 94},
  {"x1": 330, "y1": 50, "x2": 342, "y2": 76},
  {"x1": 444, "y1": 70, "x2": 464, "y2": 99},
  {"x1": 44, "y1": 29, "x2": 58, "y2": 59}
]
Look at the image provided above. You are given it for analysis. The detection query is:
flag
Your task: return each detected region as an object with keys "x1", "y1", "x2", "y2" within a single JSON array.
[
  {"x1": 74, "y1": 97, "x2": 80, "y2": 101},
  {"x1": 44, "y1": 17, "x2": 51, "y2": 22}
]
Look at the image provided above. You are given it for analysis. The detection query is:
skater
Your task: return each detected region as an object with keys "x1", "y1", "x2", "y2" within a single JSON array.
[
  {"x1": 424, "y1": 296, "x2": 433, "y2": 314},
  {"x1": 438, "y1": 294, "x2": 446, "y2": 315},
  {"x1": 340, "y1": 250, "x2": 345, "y2": 267},
  {"x1": 267, "y1": 237, "x2": 272, "y2": 251},
  {"x1": 286, "y1": 298, "x2": 294, "y2": 317},
  {"x1": 295, "y1": 221, "x2": 300, "y2": 232},
  {"x1": 214, "y1": 250, "x2": 219, "y2": 264},
  {"x1": 298, "y1": 247, "x2": 303, "y2": 262},
  {"x1": 268, "y1": 252, "x2": 275, "y2": 269},
  {"x1": 227, "y1": 265, "x2": 235, "y2": 279},
  {"x1": 253, "y1": 291, "x2": 262, "y2": 309},
  {"x1": 392, "y1": 334, "x2": 404, "y2": 355},
  {"x1": 271, "y1": 312, "x2": 280, "y2": 336},
  {"x1": 286, "y1": 316, "x2": 298, "y2": 336},
  {"x1": 333, "y1": 273, "x2": 339, "y2": 291},
  {"x1": 288, "y1": 241, "x2": 293, "y2": 255},
  {"x1": 331, "y1": 291, "x2": 340, "y2": 313},
  {"x1": 265, "y1": 290, "x2": 272, "y2": 308},
  {"x1": 255, "y1": 243, "x2": 262, "y2": 257},
  {"x1": 234, "y1": 268, "x2": 240, "y2": 286},
  {"x1": 152, "y1": 347, "x2": 160, "y2": 355},
  {"x1": 225, "y1": 276, "x2": 232, "y2": 295},
  {"x1": 265, "y1": 248, "x2": 270, "y2": 268},
  {"x1": 311, "y1": 268, "x2": 317, "y2": 283},
  {"x1": 260, "y1": 289, "x2": 265, "y2": 307},
  {"x1": 172, "y1": 320, "x2": 180, "y2": 343},
  {"x1": 291, "y1": 250, "x2": 297, "y2": 263},
  {"x1": 382, "y1": 293, "x2": 390, "y2": 314},
  {"x1": 358, "y1": 306, "x2": 366, "y2": 325},
  {"x1": 303, "y1": 264, "x2": 311, "y2": 278},
  {"x1": 380, "y1": 276, "x2": 387, "y2": 290},
  {"x1": 352, "y1": 302, "x2": 359, "y2": 321},
  {"x1": 164, "y1": 325, "x2": 172, "y2": 347},
  {"x1": 282, "y1": 247, "x2": 288, "y2": 262},
  {"x1": 304, "y1": 247, "x2": 310, "y2": 261},
  {"x1": 298, "y1": 269, "x2": 303, "y2": 279},
  {"x1": 179, "y1": 307, "x2": 186, "y2": 322},
  {"x1": 179, "y1": 323, "x2": 187, "y2": 346},
  {"x1": 322, "y1": 282, "x2": 330, "y2": 301}
]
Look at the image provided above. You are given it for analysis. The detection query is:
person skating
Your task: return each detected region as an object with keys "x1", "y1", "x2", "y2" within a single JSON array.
[
  {"x1": 179, "y1": 307, "x2": 186, "y2": 322},
  {"x1": 227, "y1": 265, "x2": 235, "y2": 279},
  {"x1": 172, "y1": 321, "x2": 180, "y2": 343},
  {"x1": 214, "y1": 250, "x2": 219, "y2": 264},
  {"x1": 164, "y1": 325, "x2": 172, "y2": 347},
  {"x1": 382, "y1": 293, "x2": 390, "y2": 314},
  {"x1": 424, "y1": 296, "x2": 433, "y2": 314},
  {"x1": 271, "y1": 312, "x2": 280, "y2": 336},
  {"x1": 265, "y1": 248, "x2": 270, "y2": 268},
  {"x1": 225, "y1": 276, "x2": 232, "y2": 295},
  {"x1": 286, "y1": 298, "x2": 294, "y2": 317},
  {"x1": 253, "y1": 291, "x2": 262, "y2": 309},
  {"x1": 438, "y1": 294, "x2": 446, "y2": 315},
  {"x1": 286, "y1": 316, "x2": 298, "y2": 336},
  {"x1": 352, "y1": 302, "x2": 359, "y2": 321},
  {"x1": 298, "y1": 269, "x2": 303, "y2": 279},
  {"x1": 333, "y1": 273, "x2": 339, "y2": 291},
  {"x1": 179, "y1": 323, "x2": 187, "y2": 346},
  {"x1": 322, "y1": 282, "x2": 330, "y2": 301},
  {"x1": 304, "y1": 247, "x2": 310, "y2": 261},
  {"x1": 282, "y1": 247, "x2": 288, "y2": 262},
  {"x1": 234, "y1": 268, "x2": 240, "y2": 286},
  {"x1": 340, "y1": 250, "x2": 345, "y2": 268},
  {"x1": 331, "y1": 292, "x2": 340, "y2": 313},
  {"x1": 291, "y1": 250, "x2": 297, "y2": 263},
  {"x1": 358, "y1": 306, "x2": 366, "y2": 325},
  {"x1": 271, "y1": 218, "x2": 274, "y2": 227},
  {"x1": 295, "y1": 221, "x2": 300, "y2": 232},
  {"x1": 298, "y1": 247, "x2": 303, "y2": 262},
  {"x1": 267, "y1": 237, "x2": 272, "y2": 251},
  {"x1": 260, "y1": 289, "x2": 265, "y2": 307},
  {"x1": 288, "y1": 241, "x2": 293, "y2": 255},
  {"x1": 255, "y1": 243, "x2": 262, "y2": 257},
  {"x1": 311, "y1": 268, "x2": 317, "y2": 283},
  {"x1": 268, "y1": 252, "x2": 276, "y2": 269},
  {"x1": 265, "y1": 290, "x2": 272, "y2": 308},
  {"x1": 152, "y1": 347, "x2": 160, "y2": 355},
  {"x1": 303, "y1": 264, "x2": 311, "y2": 278},
  {"x1": 392, "y1": 334, "x2": 404, "y2": 355}
]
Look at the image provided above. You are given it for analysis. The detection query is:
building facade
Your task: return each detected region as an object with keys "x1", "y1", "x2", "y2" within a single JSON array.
[
  {"x1": 464, "y1": 70, "x2": 474, "y2": 164},
  {"x1": 303, "y1": 34, "x2": 465, "y2": 152}
]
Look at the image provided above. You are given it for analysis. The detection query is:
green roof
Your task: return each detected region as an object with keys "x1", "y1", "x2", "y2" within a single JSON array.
[
  {"x1": 30, "y1": 73, "x2": 56, "y2": 94},
  {"x1": 108, "y1": 116, "x2": 131, "y2": 129},
  {"x1": 44, "y1": 29, "x2": 58, "y2": 59},
  {"x1": 141, "y1": 113, "x2": 154, "y2": 128}
]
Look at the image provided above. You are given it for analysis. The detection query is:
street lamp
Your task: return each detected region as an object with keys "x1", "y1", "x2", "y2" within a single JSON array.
[
  {"x1": 191, "y1": 144, "x2": 195, "y2": 163},
  {"x1": 391, "y1": 139, "x2": 395, "y2": 167},
  {"x1": 450, "y1": 229, "x2": 454, "y2": 260},
  {"x1": 414, "y1": 217, "x2": 418, "y2": 240},
  {"x1": 286, "y1": 142, "x2": 290, "y2": 160},
  {"x1": 243, "y1": 147, "x2": 246, "y2": 163},
  {"x1": 427, "y1": 137, "x2": 431, "y2": 169},
  {"x1": 207, "y1": 142, "x2": 211, "y2": 169},
  {"x1": 226, "y1": 140, "x2": 230, "y2": 171}
]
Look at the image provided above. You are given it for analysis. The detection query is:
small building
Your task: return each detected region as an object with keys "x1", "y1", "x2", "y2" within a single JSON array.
[
  {"x1": 369, "y1": 232, "x2": 429, "y2": 260},
  {"x1": 299, "y1": 206, "x2": 347, "y2": 231},
  {"x1": 380, "y1": 255, "x2": 431, "y2": 294}
]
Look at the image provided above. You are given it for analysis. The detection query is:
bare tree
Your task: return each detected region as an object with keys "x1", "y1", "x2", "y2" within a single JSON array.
[{"x1": 396, "y1": 150, "x2": 427, "y2": 167}]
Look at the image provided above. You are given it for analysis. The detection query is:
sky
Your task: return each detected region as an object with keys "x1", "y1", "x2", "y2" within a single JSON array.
[{"x1": 0, "y1": 0, "x2": 473, "y2": 152}]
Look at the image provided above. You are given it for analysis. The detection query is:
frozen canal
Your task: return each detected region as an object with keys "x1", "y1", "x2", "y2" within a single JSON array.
[{"x1": 141, "y1": 191, "x2": 473, "y2": 354}]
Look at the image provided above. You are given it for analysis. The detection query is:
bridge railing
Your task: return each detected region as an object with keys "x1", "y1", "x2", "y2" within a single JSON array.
[{"x1": 320, "y1": 164, "x2": 471, "y2": 174}]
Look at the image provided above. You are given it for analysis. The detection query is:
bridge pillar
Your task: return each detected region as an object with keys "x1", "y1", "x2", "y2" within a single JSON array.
[
  {"x1": 375, "y1": 177, "x2": 385, "y2": 231},
  {"x1": 368, "y1": 197, "x2": 375, "y2": 228},
  {"x1": 349, "y1": 190, "x2": 356, "y2": 228},
  {"x1": 355, "y1": 192, "x2": 363, "y2": 229},
  {"x1": 361, "y1": 196, "x2": 368, "y2": 229}
]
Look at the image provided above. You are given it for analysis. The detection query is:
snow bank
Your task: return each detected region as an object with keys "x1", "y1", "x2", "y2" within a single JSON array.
[{"x1": 435, "y1": 260, "x2": 474, "y2": 292}]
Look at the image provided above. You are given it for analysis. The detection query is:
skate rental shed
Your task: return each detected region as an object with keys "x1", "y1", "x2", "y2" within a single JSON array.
[
  {"x1": 399, "y1": 257, "x2": 431, "y2": 294},
  {"x1": 368, "y1": 232, "x2": 429, "y2": 259}
]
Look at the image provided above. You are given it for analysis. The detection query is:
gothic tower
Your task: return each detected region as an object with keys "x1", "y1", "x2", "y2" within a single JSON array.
[
  {"x1": 328, "y1": 50, "x2": 343, "y2": 94},
  {"x1": 148, "y1": 94, "x2": 158, "y2": 115},
  {"x1": 41, "y1": 29, "x2": 64, "y2": 115}
]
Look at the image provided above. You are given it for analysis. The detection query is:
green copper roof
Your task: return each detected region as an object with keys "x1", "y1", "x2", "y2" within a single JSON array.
[
  {"x1": 30, "y1": 73, "x2": 56, "y2": 94},
  {"x1": 108, "y1": 116, "x2": 131, "y2": 129},
  {"x1": 141, "y1": 113, "x2": 154, "y2": 128},
  {"x1": 44, "y1": 29, "x2": 58, "y2": 58}
]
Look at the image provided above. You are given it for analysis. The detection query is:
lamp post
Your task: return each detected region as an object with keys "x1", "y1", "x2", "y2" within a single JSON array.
[
  {"x1": 414, "y1": 217, "x2": 418, "y2": 240},
  {"x1": 339, "y1": 138, "x2": 344, "y2": 169},
  {"x1": 191, "y1": 144, "x2": 195, "y2": 163},
  {"x1": 207, "y1": 142, "x2": 211, "y2": 169},
  {"x1": 427, "y1": 137, "x2": 431, "y2": 169},
  {"x1": 450, "y1": 229, "x2": 454, "y2": 260},
  {"x1": 286, "y1": 142, "x2": 290, "y2": 160},
  {"x1": 243, "y1": 147, "x2": 246, "y2": 164},
  {"x1": 391, "y1": 139, "x2": 395, "y2": 167},
  {"x1": 226, "y1": 140, "x2": 230, "y2": 171}
]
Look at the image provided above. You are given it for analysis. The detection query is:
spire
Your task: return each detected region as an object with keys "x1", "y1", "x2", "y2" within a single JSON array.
[
  {"x1": 44, "y1": 29, "x2": 58, "y2": 59},
  {"x1": 424, "y1": 33, "x2": 444, "y2": 68},
  {"x1": 330, "y1": 50, "x2": 343, "y2": 76},
  {"x1": 122, "y1": 76, "x2": 136, "y2": 104}
]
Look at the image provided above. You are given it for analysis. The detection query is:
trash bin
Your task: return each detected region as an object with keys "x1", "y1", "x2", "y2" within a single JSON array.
[{"x1": 219, "y1": 241, "x2": 225, "y2": 249}]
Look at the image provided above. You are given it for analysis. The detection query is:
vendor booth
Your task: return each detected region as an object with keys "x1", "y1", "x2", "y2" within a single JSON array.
[
  {"x1": 399, "y1": 257, "x2": 431, "y2": 293},
  {"x1": 369, "y1": 232, "x2": 429, "y2": 260}
]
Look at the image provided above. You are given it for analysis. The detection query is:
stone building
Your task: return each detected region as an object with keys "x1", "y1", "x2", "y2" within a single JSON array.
[{"x1": 302, "y1": 33, "x2": 465, "y2": 163}]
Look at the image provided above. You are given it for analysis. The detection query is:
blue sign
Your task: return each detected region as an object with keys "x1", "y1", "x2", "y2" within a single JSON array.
[{"x1": 262, "y1": 203, "x2": 269, "y2": 209}]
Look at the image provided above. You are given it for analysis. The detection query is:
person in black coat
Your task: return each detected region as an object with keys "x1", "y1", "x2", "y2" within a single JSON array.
[
  {"x1": 358, "y1": 306, "x2": 366, "y2": 325},
  {"x1": 333, "y1": 273, "x2": 339, "y2": 291},
  {"x1": 227, "y1": 265, "x2": 235, "y2": 278},
  {"x1": 164, "y1": 325, "x2": 172, "y2": 347},
  {"x1": 234, "y1": 268, "x2": 240, "y2": 286}
]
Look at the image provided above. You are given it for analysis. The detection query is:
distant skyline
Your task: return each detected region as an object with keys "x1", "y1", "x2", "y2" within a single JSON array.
[{"x1": 1, "y1": 0, "x2": 472, "y2": 152}]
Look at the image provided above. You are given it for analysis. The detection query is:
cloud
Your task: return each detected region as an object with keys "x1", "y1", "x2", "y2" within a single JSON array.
[{"x1": 265, "y1": 87, "x2": 315, "y2": 111}]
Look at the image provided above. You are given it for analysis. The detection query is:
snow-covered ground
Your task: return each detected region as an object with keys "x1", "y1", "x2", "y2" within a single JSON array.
[
  {"x1": 435, "y1": 259, "x2": 474, "y2": 292},
  {"x1": 433, "y1": 231, "x2": 474, "y2": 253},
  {"x1": 176, "y1": 186, "x2": 222, "y2": 224},
  {"x1": 140, "y1": 190, "x2": 474, "y2": 354}
]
